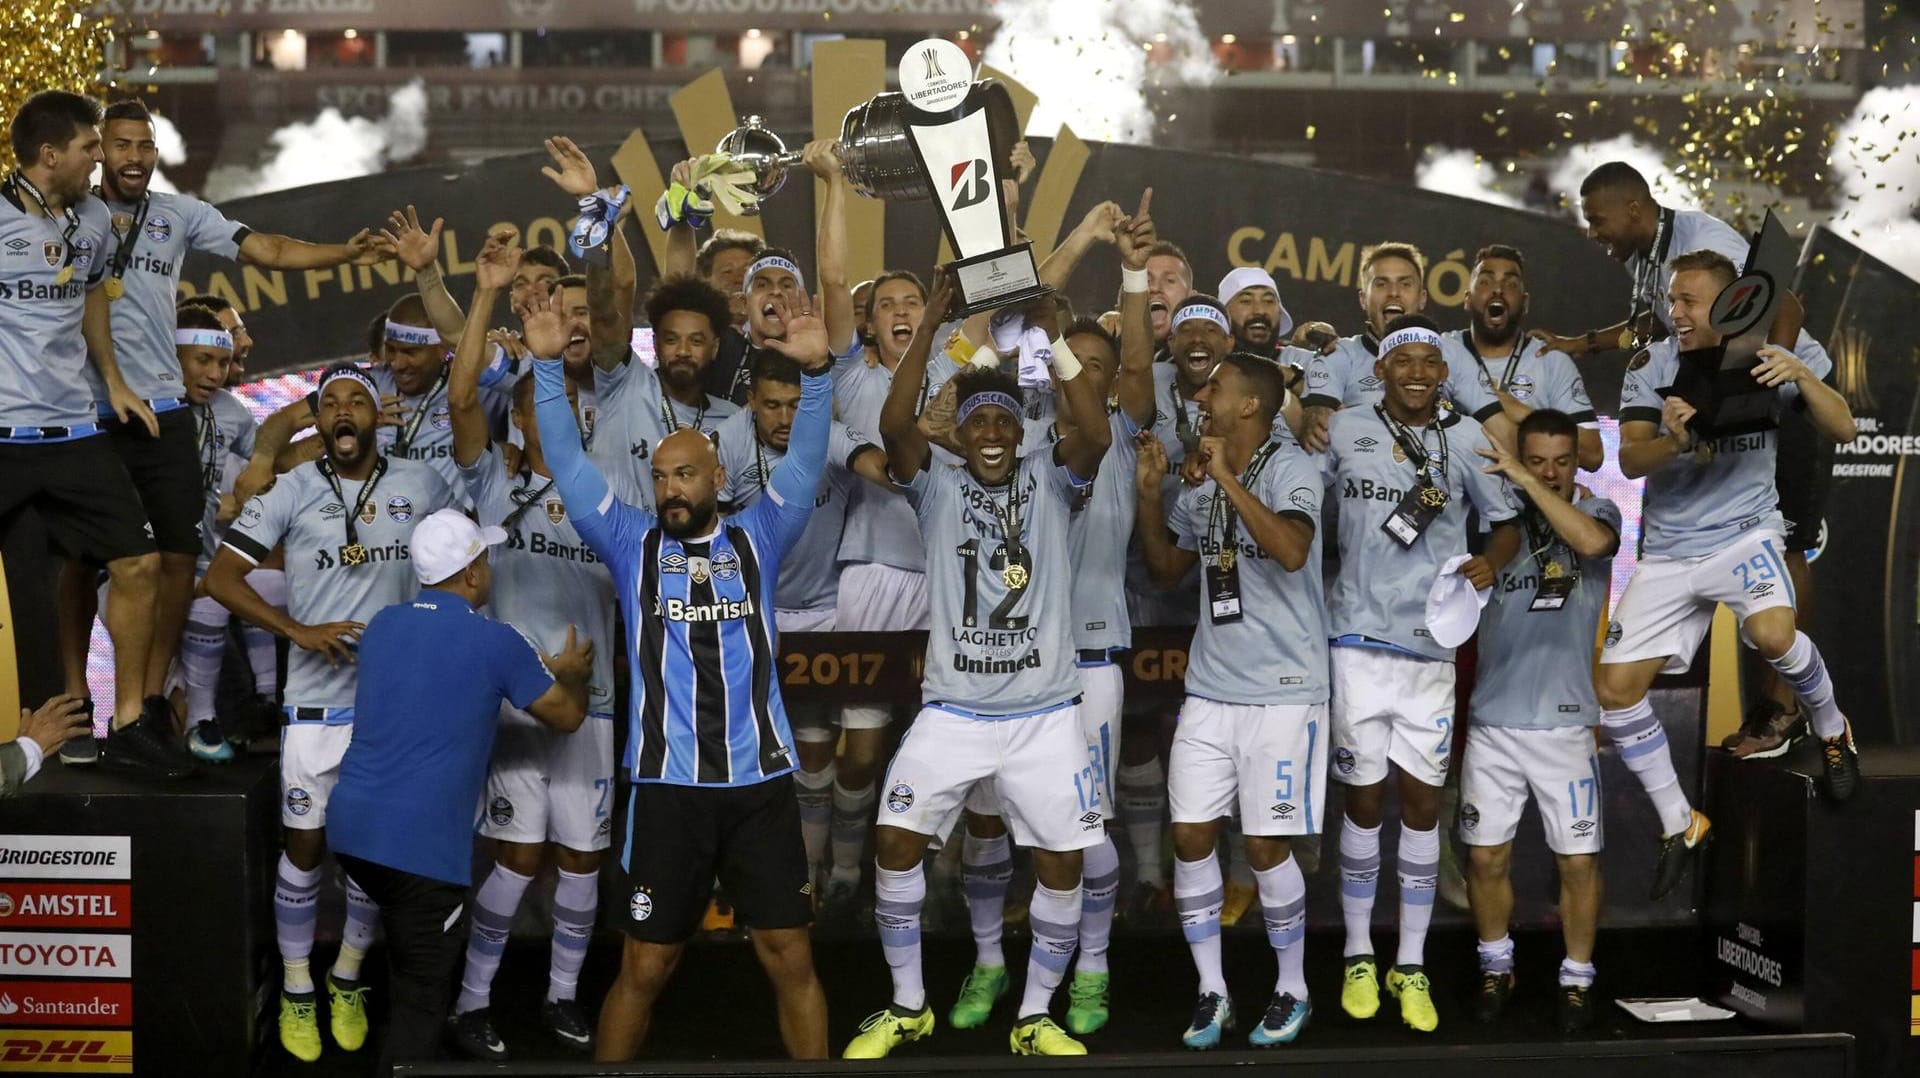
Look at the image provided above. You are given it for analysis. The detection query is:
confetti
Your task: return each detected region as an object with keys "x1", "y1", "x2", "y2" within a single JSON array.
[{"x1": 0, "y1": 1, "x2": 112, "y2": 173}]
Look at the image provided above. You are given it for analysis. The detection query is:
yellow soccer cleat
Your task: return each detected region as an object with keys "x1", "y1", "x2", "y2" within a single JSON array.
[
  {"x1": 843, "y1": 1005, "x2": 934, "y2": 1059},
  {"x1": 1386, "y1": 966, "x2": 1439, "y2": 1033},
  {"x1": 279, "y1": 992, "x2": 323, "y2": 1063},
  {"x1": 1219, "y1": 881, "x2": 1257, "y2": 927},
  {"x1": 1010, "y1": 1014, "x2": 1087, "y2": 1056},
  {"x1": 1340, "y1": 955, "x2": 1381, "y2": 1020},
  {"x1": 327, "y1": 973, "x2": 369, "y2": 1052}
]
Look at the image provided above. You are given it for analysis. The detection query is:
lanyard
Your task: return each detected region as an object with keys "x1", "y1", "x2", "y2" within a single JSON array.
[
  {"x1": 103, "y1": 193, "x2": 150, "y2": 298},
  {"x1": 1523, "y1": 505, "x2": 1579, "y2": 585},
  {"x1": 195, "y1": 404, "x2": 221, "y2": 492},
  {"x1": 1204, "y1": 438, "x2": 1280, "y2": 567},
  {"x1": 395, "y1": 368, "x2": 448, "y2": 454},
  {"x1": 9, "y1": 172, "x2": 80, "y2": 281},
  {"x1": 1375, "y1": 405, "x2": 1447, "y2": 489},
  {"x1": 751, "y1": 432, "x2": 773, "y2": 493},
  {"x1": 659, "y1": 391, "x2": 707, "y2": 435},
  {"x1": 1465, "y1": 332, "x2": 1526, "y2": 393},
  {"x1": 1171, "y1": 375, "x2": 1199, "y2": 454},
  {"x1": 319, "y1": 456, "x2": 388, "y2": 557},
  {"x1": 502, "y1": 476, "x2": 557, "y2": 530},
  {"x1": 979, "y1": 472, "x2": 1027, "y2": 568},
  {"x1": 1627, "y1": 206, "x2": 1674, "y2": 350}
]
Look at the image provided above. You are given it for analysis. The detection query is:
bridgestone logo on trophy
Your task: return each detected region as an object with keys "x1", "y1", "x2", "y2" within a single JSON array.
[{"x1": 712, "y1": 36, "x2": 1048, "y2": 313}]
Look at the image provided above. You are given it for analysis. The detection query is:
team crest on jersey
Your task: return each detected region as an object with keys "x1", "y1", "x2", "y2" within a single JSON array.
[
  {"x1": 71, "y1": 237, "x2": 93, "y2": 269},
  {"x1": 659, "y1": 551, "x2": 688, "y2": 574},
  {"x1": 1605, "y1": 620, "x2": 1623, "y2": 648},
  {"x1": 1508, "y1": 374, "x2": 1535, "y2": 401},
  {"x1": 1391, "y1": 441, "x2": 1407, "y2": 463},
  {"x1": 1460, "y1": 803, "x2": 1480, "y2": 831},
  {"x1": 711, "y1": 549, "x2": 740, "y2": 581},
  {"x1": 111, "y1": 212, "x2": 133, "y2": 233},
  {"x1": 629, "y1": 889, "x2": 653, "y2": 921},
  {"x1": 145, "y1": 214, "x2": 172, "y2": 243},
  {"x1": 386, "y1": 496, "x2": 414, "y2": 522},
  {"x1": 886, "y1": 783, "x2": 914, "y2": 813},
  {"x1": 286, "y1": 788, "x2": 313, "y2": 816},
  {"x1": 545, "y1": 497, "x2": 565, "y2": 524},
  {"x1": 41, "y1": 241, "x2": 61, "y2": 267},
  {"x1": 488, "y1": 796, "x2": 514, "y2": 825},
  {"x1": 431, "y1": 406, "x2": 452, "y2": 431},
  {"x1": 1333, "y1": 747, "x2": 1356, "y2": 775},
  {"x1": 688, "y1": 556, "x2": 712, "y2": 584}
]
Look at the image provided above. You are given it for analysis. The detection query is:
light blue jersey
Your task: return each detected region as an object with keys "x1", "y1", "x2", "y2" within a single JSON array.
[
  {"x1": 1065, "y1": 410, "x2": 1142, "y2": 653},
  {"x1": 905, "y1": 450, "x2": 1086, "y2": 716},
  {"x1": 1629, "y1": 209, "x2": 1750, "y2": 337},
  {"x1": 714, "y1": 406, "x2": 878, "y2": 613},
  {"x1": 194, "y1": 389, "x2": 258, "y2": 571},
  {"x1": 1169, "y1": 438, "x2": 1329, "y2": 704},
  {"x1": 0, "y1": 187, "x2": 110, "y2": 431},
  {"x1": 831, "y1": 349, "x2": 959, "y2": 572},
  {"x1": 590, "y1": 352, "x2": 736, "y2": 513},
  {"x1": 1299, "y1": 333, "x2": 1382, "y2": 411},
  {"x1": 1618, "y1": 334, "x2": 1832, "y2": 559},
  {"x1": 1439, "y1": 331, "x2": 1595, "y2": 427},
  {"x1": 1471, "y1": 496, "x2": 1620, "y2": 728},
  {"x1": 368, "y1": 362, "x2": 512, "y2": 495},
  {"x1": 91, "y1": 192, "x2": 247, "y2": 408},
  {"x1": 1325, "y1": 407, "x2": 1519, "y2": 661}
]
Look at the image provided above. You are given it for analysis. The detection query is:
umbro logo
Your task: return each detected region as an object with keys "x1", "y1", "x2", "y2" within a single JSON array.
[
  {"x1": 1354, "y1": 437, "x2": 1379, "y2": 449},
  {"x1": 1078, "y1": 811, "x2": 1102, "y2": 828},
  {"x1": 1572, "y1": 819, "x2": 1596, "y2": 833},
  {"x1": 1750, "y1": 583, "x2": 1775, "y2": 597},
  {"x1": 1271, "y1": 802, "x2": 1296, "y2": 820}
]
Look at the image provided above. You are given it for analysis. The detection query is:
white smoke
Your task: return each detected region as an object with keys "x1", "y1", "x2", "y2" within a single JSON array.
[
  {"x1": 201, "y1": 80, "x2": 429, "y2": 202},
  {"x1": 1414, "y1": 148, "x2": 1523, "y2": 208},
  {"x1": 981, "y1": 0, "x2": 1216, "y2": 144},
  {"x1": 147, "y1": 111, "x2": 186, "y2": 194},
  {"x1": 1547, "y1": 134, "x2": 1702, "y2": 213},
  {"x1": 1826, "y1": 84, "x2": 1920, "y2": 282}
]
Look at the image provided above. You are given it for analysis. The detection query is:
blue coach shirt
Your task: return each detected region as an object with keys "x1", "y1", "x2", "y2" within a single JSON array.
[{"x1": 328, "y1": 589, "x2": 555, "y2": 885}]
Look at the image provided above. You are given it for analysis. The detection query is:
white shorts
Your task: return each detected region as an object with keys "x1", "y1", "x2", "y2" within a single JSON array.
[
  {"x1": 1079, "y1": 661, "x2": 1124, "y2": 819},
  {"x1": 835, "y1": 562, "x2": 929, "y2": 633},
  {"x1": 1460, "y1": 724, "x2": 1604, "y2": 856},
  {"x1": 881, "y1": 703, "x2": 1106, "y2": 853},
  {"x1": 1170, "y1": 698, "x2": 1329, "y2": 837},
  {"x1": 1330, "y1": 646, "x2": 1456, "y2": 789},
  {"x1": 477, "y1": 708, "x2": 616, "y2": 852},
  {"x1": 281, "y1": 723, "x2": 354, "y2": 829},
  {"x1": 1603, "y1": 530, "x2": 1795, "y2": 674}
]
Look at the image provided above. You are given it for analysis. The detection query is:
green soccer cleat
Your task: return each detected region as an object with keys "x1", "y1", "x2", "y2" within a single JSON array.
[
  {"x1": 948, "y1": 965, "x2": 1009, "y2": 1030},
  {"x1": 843, "y1": 1005, "x2": 934, "y2": 1059},
  {"x1": 279, "y1": 991, "x2": 322, "y2": 1063},
  {"x1": 327, "y1": 972, "x2": 369, "y2": 1052},
  {"x1": 1065, "y1": 970, "x2": 1111, "y2": 1035}
]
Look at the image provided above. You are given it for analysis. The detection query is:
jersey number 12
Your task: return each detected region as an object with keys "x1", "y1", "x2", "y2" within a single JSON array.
[{"x1": 956, "y1": 538, "x2": 1030, "y2": 630}]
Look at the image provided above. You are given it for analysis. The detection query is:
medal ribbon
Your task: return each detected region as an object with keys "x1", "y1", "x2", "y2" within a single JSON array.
[
  {"x1": 1626, "y1": 206, "x2": 1674, "y2": 351},
  {"x1": 320, "y1": 455, "x2": 388, "y2": 560},
  {"x1": 1375, "y1": 405, "x2": 1449, "y2": 493},
  {"x1": 394, "y1": 367, "x2": 449, "y2": 455},
  {"x1": 10, "y1": 172, "x2": 81, "y2": 279},
  {"x1": 103, "y1": 192, "x2": 150, "y2": 296},
  {"x1": 1204, "y1": 438, "x2": 1281, "y2": 567}
]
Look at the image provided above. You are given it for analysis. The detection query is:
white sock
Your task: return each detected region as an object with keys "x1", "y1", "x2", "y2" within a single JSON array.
[
  {"x1": 182, "y1": 596, "x2": 227, "y2": 726},
  {"x1": 1255, "y1": 854, "x2": 1309, "y2": 999},
  {"x1": 1559, "y1": 957, "x2": 1597, "y2": 988},
  {"x1": 1396, "y1": 823, "x2": 1440, "y2": 968},
  {"x1": 1019, "y1": 883, "x2": 1082, "y2": 1018},
  {"x1": 1117, "y1": 758, "x2": 1167, "y2": 885},
  {"x1": 961, "y1": 830, "x2": 1011, "y2": 969},
  {"x1": 549, "y1": 867, "x2": 598, "y2": 1003},
  {"x1": 874, "y1": 863, "x2": 927, "y2": 1011},
  {"x1": 1768, "y1": 631, "x2": 1847, "y2": 738},
  {"x1": 1602, "y1": 698, "x2": 1694, "y2": 836},
  {"x1": 245, "y1": 568, "x2": 287, "y2": 694},
  {"x1": 1173, "y1": 855, "x2": 1227, "y2": 997},
  {"x1": 1478, "y1": 934, "x2": 1516, "y2": 974},
  {"x1": 1076, "y1": 836, "x2": 1120, "y2": 975},
  {"x1": 794, "y1": 761, "x2": 836, "y2": 871},
  {"x1": 273, "y1": 855, "x2": 322, "y2": 994},
  {"x1": 457, "y1": 864, "x2": 533, "y2": 1014},
  {"x1": 830, "y1": 781, "x2": 876, "y2": 882},
  {"x1": 1339, "y1": 816, "x2": 1381, "y2": 958},
  {"x1": 332, "y1": 872, "x2": 380, "y2": 983}
]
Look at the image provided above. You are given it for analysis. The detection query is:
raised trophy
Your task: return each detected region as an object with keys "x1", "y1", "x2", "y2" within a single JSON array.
[{"x1": 711, "y1": 38, "x2": 1046, "y2": 313}]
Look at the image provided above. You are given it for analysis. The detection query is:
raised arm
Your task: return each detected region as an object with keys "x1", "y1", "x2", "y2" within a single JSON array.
[
  {"x1": 1133, "y1": 431, "x2": 1198, "y2": 588},
  {"x1": 525, "y1": 288, "x2": 629, "y2": 551},
  {"x1": 805, "y1": 141, "x2": 858, "y2": 357},
  {"x1": 1476, "y1": 440, "x2": 1618, "y2": 559},
  {"x1": 239, "y1": 227, "x2": 391, "y2": 270},
  {"x1": 382, "y1": 205, "x2": 468, "y2": 344},
  {"x1": 451, "y1": 234, "x2": 521, "y2": 468},
  {"x1": 1754, "y1": 343, "x2": 1856, "y2": 444},
  {"x1": 1038, "y1": 200, "x2": 1121, "y2": 292},
  {"x1": 1196, "y1": 434, "x2": 1313, "y2": 572},
  {"x1": 880, "y1": 271, "x2": 952, "y2": 481},
  {"x1": 1113, "y1": 189, "x2": 1157, "y2": 428},
  {"x1": 759, "y1": 310, "x2": 835, "y2": 511}
]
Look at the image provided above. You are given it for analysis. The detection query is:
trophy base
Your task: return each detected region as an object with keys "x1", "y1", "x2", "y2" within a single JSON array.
[
  {"x1": 949, "y1": 242, "x2": 1051, "y2": 315},
  {"x1": 1660, "y1": 346, "x2": 1779, "y2": 440}
]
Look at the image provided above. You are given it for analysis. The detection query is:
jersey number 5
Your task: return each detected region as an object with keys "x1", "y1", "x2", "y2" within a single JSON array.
[{"x1": 956, "y1": 538, "x2": 1031, "y2": 631}]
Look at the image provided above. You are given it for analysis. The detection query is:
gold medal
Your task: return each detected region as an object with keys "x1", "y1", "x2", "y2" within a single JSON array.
[
  {"x1": 1218, "y1": 547, "x2": 1236, "y2": 572},
  {"x1": 341, "y1": 543, "x2": 369, "y2": 566},
  {"x1": 54, "y1": 265, "x2": 73, "y2": 286},
  {"x1": 1543, "y1": 560, "x2": 1565, "y2": 579},
  {"x1": 1617, "y1": 327, "x2": 1635, "y2": 351},
  {"x1": 1002, "y1": 562, "x2": 1029, "y2": 590},
  {"x1": 104, "y1": 276, "x2": 123, "y2": 300},
  {"x1": 1419, "y1": 486, "x2": 1448, "y2": 509}
]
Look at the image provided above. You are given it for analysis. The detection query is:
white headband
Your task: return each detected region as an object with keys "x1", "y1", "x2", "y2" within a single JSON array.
[
  {"x1": 175, "y1": 328, "x2": 233, "y2": 351},
  {"x1": 745, "y1": 255, "x2": 804, "y2": 295},
  {"x1": 319, "y1": 366, "x2": 380, "y2": 401},
  {"x1": 384, "y1": 320, "x2": 442, "y2": 347},
  {"x1": 1173, "y1": 303, "x2": 1230, "y2": 334},
  {"x1": 1379, "y1": 326, "x2": 1443, "y2": 355}
]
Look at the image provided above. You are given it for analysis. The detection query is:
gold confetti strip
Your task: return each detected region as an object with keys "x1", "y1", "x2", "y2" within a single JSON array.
[{"x1": 0, "y1": 2, "x2": 114, "y2": 173}]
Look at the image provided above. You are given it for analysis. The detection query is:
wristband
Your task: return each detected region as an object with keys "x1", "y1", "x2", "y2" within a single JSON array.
[
  {"x1": 1046, "y1": 335, "x2": 1082, "y2": 381},
  {"x1": 943, "y1": 329, "x2": 978, "y2": 367},
  {"x1": 1121, "y1": 266, "x2": 1149, "y2": 293}
]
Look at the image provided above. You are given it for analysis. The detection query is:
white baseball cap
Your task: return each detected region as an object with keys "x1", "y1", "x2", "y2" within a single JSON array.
[
  {"x1": 411, "y1": 509, "x2": 507, "y2": 586},
  {"x1": 1424, "y1": 554, "x2": 1493, "y2": 648},
  {"x1": 1216, "y1": 266, "x2": 1295, "y2": 338}
]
